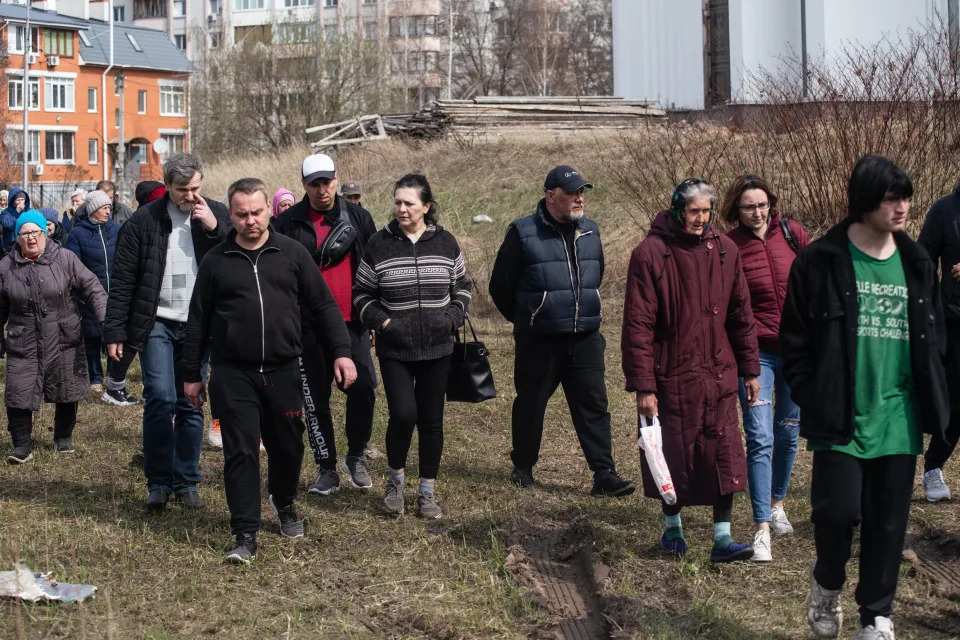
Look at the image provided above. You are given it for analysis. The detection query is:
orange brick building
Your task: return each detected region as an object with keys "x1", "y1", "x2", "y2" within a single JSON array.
[{"x1": 1, "y1": 2, "x2": 191, "y2": 208}]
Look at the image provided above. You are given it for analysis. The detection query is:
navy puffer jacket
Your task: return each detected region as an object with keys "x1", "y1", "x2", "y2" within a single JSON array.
[{"x1": 66, "y1": 215, "x2": 121, "y2": 338}]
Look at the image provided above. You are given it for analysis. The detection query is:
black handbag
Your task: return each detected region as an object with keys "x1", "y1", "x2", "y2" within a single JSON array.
[
  {"x1": 314, "y1": 198, "x2": 357, "y2": 268},
  {"x1": 446, "y1": 314, "x2": 497, "y2": 403}
]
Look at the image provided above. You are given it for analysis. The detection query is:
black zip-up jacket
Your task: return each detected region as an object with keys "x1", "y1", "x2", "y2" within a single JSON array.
[
  {"x1": 103, "y1": 194, "x2": 230, "y2": 350},
  {"x1": 780, "y1": 217, "x2": 949, "y2": 447},
  {"x1": 183, "y1": 230, "x2": 351, "y2": 383},
  {"x1": 275, "y1": 194, "x2": 377, "y2": 272},
  {"x1": 917, "y1": 183, "x2": 960, "y2": 323},
  {"x1": 353, "y1": 219, "x2": 472, "y2": 362}
]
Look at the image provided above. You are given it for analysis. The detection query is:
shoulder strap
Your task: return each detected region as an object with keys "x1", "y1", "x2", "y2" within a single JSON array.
[{"x1": 780, "y1": 218, "x2": 799, "y2": 254}]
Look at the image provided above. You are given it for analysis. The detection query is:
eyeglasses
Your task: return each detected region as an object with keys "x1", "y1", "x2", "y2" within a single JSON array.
[
  {"x1": 739, "y1": 202, "x2": 770, "y2": 213},
  {"x1": 18, "y1": 230, "x2": 43, "y2": 240}
]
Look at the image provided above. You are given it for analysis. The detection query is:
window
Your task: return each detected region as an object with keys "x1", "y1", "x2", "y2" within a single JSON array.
[
  {"x1": 390, "y1": 16, "x2": 438, "y2": 37},
  {"x1": 390, "y1": 53, "x2": 403, "y2": 73},
  {"x1": 173, "y1": 0, "x2": 186, "y2": 17},
  {"x1": 285, "y1": 0, "x2": 315, "y2": 6},
  {"x1": 160, "y1": 84, "x2": 186, "y2": 116},
  {"x1": 162, "y1": 134, "x2": 186, "y2": 155},
  {"x1": 88, "y1": 138, "x2": 98, "y2": 165},
  {"x1": 127, "y1": 33, "x2": 143, "y2": 52},
  {"x1": 323, "y1": 0, "x2": 337, "y2": 6},
  {"x1": 8, "y1": 77, "x2": 40, "y2": 110},
  {"x1": 114, "y1": 6, "x2": 126, "y2": 21},
  {"x1": 10, "y1": 25, "x2": 41, "y2": 54},
  {"x1": 87, "y1": 87, "x2": 97, "y2": 112},
  {"x1": 130, "y1": 142, "x2": 148, "y2": 165},
  {"x1": 416, "y1": 16, "x2": 437, "y2": 36},
  {"x1": 323, "y1": 24, "x2": 338, "y2": 41},
  {"x1": 174, "y1": 34, "x2": 187, "y2": 50},
  {"x1": 363, "y1": 21, "x2": 377, "y2": 41},
  {"x1": 389, "y1": 17, "x2": 401, "y2": 37},
  {"x1": 6, "y1": 131, "x2": 42, "y2": 165},
  {"x1": 276, "y1": 23, "x2": 316, "y2": 44},
  {"x1": 45, "y1": 132, "x2": 75, "y2": 163},
  {"x1": 44, "y1": 77, "x2": 75, "y2": 111},
  {"x1": 115, "y1": 108, "x2": 120, "y2": 128},
  {"x1": 406, "y1": 51, "x2": 438, "y2": 73},
  {"x1": 133, "y1": 0, "x2": 167, "y2": 19},
  {"x1": 587, "y1": 14, "x2": 609, "y2": 33},
  {"x1": 210, "y1": 0, "x2": 223, "y2": 14},
  {"x1": 43, "y1": 29, "x2": 75, "y2": 57},
  {"x1": 554, "y1": 12, "x2": 568, "y2": 33},
  {"x1": 210, "y1": 33, "x2": 221, "y2": 49},
  {"x1": 234, "y1": 0, "x2": 265, "y2": 10},
  {"x1": 78, "y1": 31, "x2": 92, "y2": 47},
  {"x1": 138, "y1": 90, "x2": 147, "y2": 114},
  {"x1": 363, "y1": 0, "x2": 376, "y2": 4}
]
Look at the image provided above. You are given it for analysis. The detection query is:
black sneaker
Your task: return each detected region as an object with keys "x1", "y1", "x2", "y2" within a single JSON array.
[
  {"x1": 510, "y1": 467, "x2": 535, "y2": 488},
  {"x1": 269, "y1": 495, "x2": 305, "y2": 538},
  {"x1": 225, "y1": 533, "x2": 257, "y2": 565},
  {"x1": 55, "y1": 437, "x2": 75, "y2": 453},
  {"x1": 178, "y1": 490, "x2": 205, "y2": 509},
  {"x1": 7, "y1": 444, "x2": 34, "y2": 464},
  {"x1": 101, "y1": 387, "x2": 138, "y2": 407},
  {"x1": 145, "y1": 487, "x2": 171, "y2": 512},
  {"x1": 591, "y1": 471, "x2": 636, "y2": 497}
]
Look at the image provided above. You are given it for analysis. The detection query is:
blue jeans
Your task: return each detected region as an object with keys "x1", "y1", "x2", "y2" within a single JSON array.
[
  {"x1": 84, "y1": 338, "x2": 104, "y2": 385},
  {"x1": 738, "y1": 351, "x2": 801, "y2": 523},
  {"x1": 141, "y1": 318, "x2": 205, "y2": 495}
]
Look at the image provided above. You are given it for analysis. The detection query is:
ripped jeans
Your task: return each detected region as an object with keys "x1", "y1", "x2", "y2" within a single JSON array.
[{"x1": 738, "y1": 351, "x2": 801, "y2": 523}]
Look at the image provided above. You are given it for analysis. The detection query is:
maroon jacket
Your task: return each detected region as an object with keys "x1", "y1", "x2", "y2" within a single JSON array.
[
  {"x1": 726, "y1": 214, "x2": 810, "y2": 353},
  {"x1": 622, "y1": 210, "x2": 760, "y2": 505}
]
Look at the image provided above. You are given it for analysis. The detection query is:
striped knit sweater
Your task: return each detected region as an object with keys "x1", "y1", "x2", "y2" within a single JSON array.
[{"x1": 353, "y1": 219, "x2": 472, "y2": 361}]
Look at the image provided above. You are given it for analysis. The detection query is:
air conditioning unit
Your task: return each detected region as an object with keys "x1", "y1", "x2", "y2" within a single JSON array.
[
  {"x1": 32, "y1": 164, "x2": 44, "y2": 176},
  {"x1": 47, "y1": 55, "x2": 60, "y2": 67},
  {"x1": 26, "y1": 52, "x2": 38, "y2": 64}
]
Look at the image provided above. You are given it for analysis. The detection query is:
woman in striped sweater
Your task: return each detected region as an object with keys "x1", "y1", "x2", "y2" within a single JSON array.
[{"x1": 353, "y1": 174, "x2": 472, "y2": 519}]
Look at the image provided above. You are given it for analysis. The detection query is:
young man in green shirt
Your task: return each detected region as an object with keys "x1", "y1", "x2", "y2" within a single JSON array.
[{"x1": 780, "y1": 155, "x2": 950, "y2": 640}]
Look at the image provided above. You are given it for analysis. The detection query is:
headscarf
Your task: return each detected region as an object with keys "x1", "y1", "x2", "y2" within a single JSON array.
[{"x1": 272, "y1": 189, "x2": 296, "y2": 218}]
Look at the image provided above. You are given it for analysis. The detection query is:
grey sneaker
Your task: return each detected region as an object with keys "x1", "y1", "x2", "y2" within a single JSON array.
[
  {"x1": 417, "y1": 491, "x2": 442, "y2": 519},
  {"x1": 771, "y1": 504, "x2": 795, "y2": 534},
  {"x1": 855, "y1": 616, "x2": 895, "y2": 640},
  {"x1": 269, "y1": 495, "x2": 305, "y2": 538},
  {"x1": 225, "y1": 533, "x2": 257, "y2": 565},
  {"x1": 808, "y1": 560, "x2": 843, "y2": 638},
  {"x1": 307, "y1": 468, "x2": 341, "y2": 495},
  {"x1": 7, "y1": 444, "x2": 34, "y2": 464},
  {"x1": 343, "y1": 455, "x2": 373, "y2": 489},
  {"x1": 383, "y1": 475, "x2": 405, "y2": 515},
  {"x1": 55, "y1": 437, "x2": 75, "y2": 453}
]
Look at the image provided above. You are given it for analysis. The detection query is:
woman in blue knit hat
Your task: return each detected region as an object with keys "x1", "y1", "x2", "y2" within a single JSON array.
[{"x1": 0, "y1": 210, "x2": 107, "y2": 462}]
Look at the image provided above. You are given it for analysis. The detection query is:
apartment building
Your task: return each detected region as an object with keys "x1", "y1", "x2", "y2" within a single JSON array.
[{"x1": 1, "y1": 2, "x2": 191, "y2": 206}]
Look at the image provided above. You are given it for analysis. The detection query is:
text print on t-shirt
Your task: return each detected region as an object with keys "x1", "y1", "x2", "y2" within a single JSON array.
[{"x1": 856, "y1": 280, "x2": 909, "y2": 340}]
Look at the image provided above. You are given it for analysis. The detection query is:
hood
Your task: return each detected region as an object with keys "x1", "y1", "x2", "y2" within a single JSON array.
[
  {"x1": 649, "y1": 209, "x2": 720, "y2": 246},
  {"x1": 272, "y1": 189, "x2": 296, "y2": 218},
  {"x1": 385, "y1": 218, "x2": 440, "y2": 242},
  {"x1": 134, "y1": 181, "x2": 165, "y2": 208},
  {"x1": 5, "y1": 187, "x2": 30, "y2": 214}
]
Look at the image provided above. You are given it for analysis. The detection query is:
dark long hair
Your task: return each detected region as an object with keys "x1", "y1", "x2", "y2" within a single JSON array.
[
  {"x1": 394, "y1": 173, "x2": 438, "y2": 225},
  {"x1": 847, "y1": 155, "x2": 913, "y2": 221},
  {"x1": 721, "y1": 174, "x2": 779, "y2": 225}
]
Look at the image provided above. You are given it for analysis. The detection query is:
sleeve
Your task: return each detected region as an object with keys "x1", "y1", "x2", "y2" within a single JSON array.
[
  {"x1": 183, "y1": 256, "x2": 215, "y2": 384},
  {"x1": 488, "y1": 225, "x2": 523, "y2": 322},
  {"x1": 1, "y1": 210, "x2": 16, "y2": 232},
  {"x1": 298, "y1": 247, "x2": 351, "y2": 359},
  {"x1": 352, "y1": 244, "x2": 390, "y2": 331},
  {"x1": 206, "y1": 200, "x2": 232, "y2": 240},
  {"x1": 725, "y1": 250, "x2": 761, "y2": 378},
  {"x1": 69, "y1": 252, "x2": 107, "y2": 324},
  {"x1": 917, "y1": 202, "x2": 943, "y2": 267},
  {"x1": 103, "y1": 220, "x2": 140, "y2": 344},
  {"x1": 779, "y1": 253, "x2": 814, "y2": 398},
  {"x1": 445, "y1": 234, "x2": 472, "y2": 328},
  {"x1": 792, "y1": 221, "x2": 812, "y2": 251},
  {"x1": 0, "y1": 268, "x2": 9, "y2": 355},
  {"x1": 620, "y1": 244, "x2": 659, "y2": 393}
]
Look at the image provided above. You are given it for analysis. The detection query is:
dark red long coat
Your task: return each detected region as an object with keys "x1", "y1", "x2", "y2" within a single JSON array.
[
  {"x1": 621, "y1": 211, "x2": 760, "y2": 506},
  {"x1": 726, "y1": 214, "x2": 810, "y2": 353}
]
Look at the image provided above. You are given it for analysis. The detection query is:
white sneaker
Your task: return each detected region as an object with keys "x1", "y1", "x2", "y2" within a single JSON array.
[
  {"x1": 207, "y1": 420, "x2": 223, "y2": 449},
  {"x1": 922, "y1": 469, "x2": 951, "y2": 502},
  {"x1": 751, "y1": 529, "x2": 772, "y2": 562},
  {"x1": 855, "y1": 616, "x2": 895, "y2": 640},
  {"x1": 808, "y1": 560, "x2": 843, "y2": 638},
  {"x1": 771, "y1": 504, "x2": 794, "y2": 534}
]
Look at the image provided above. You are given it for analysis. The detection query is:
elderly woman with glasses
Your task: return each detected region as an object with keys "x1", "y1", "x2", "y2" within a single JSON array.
[
  {"x1": 622, "y1": 178, "x2": 761, "y2": 562},
  {"x1": 0, "y1": 210, "x2": 107, "y2": 463},
  {"x1": 722, "y1": 175, "x2": 811, "y2": 562}
]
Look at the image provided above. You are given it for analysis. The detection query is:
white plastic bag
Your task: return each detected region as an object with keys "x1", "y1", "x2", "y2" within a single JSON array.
[{"x1": 637, "y1": 415, "x2": 677, "y2": 505}]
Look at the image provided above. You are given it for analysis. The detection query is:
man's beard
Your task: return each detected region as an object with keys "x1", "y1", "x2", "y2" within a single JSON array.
[
  {"x1": 176, "y1": 200, "x2": 194, "y2": 215},
  {"x1": 565, "y1": 211, "x2": 584, "y2": 223}
]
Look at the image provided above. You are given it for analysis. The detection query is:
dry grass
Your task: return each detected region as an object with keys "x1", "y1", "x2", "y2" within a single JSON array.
[{"x1": 0, "y1": 134, "x2": 958, "y2": 638}]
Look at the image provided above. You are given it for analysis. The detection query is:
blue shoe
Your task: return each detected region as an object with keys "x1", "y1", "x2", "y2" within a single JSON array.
[
  {"x1": 710, "y1": 540, "x2": 754, "y2": 563},
  {"x1": 660, "y1": 532, "x2": 688, "y2": 556}
]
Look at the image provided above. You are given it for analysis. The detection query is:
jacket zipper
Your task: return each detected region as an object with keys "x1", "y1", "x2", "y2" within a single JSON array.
[
  {"x1": 225, "y1": 247, "x2": 277, "y2": 373},
  {"x1": 572, "y1": 230, "x2": 592, "y2": 328},
  {"x1": 413, "y1": 239, "x2": 423, "y2": 347},
  {"x1": 529, "y1": 291, "x2": 547, "y2": 326},
  {"x1": 97, "y1": 225, "x2": 110, "y2": 292},
  {"x1": 545, "y1": 224, "x2": 579, "y2": 329},
  {"x1": 760, "y1": 237, "x2": 784, "y2": 315}
]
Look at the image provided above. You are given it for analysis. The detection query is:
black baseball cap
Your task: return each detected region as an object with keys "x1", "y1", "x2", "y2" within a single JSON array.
[{"x1": 544, "y1": 165, "x2": 593, "y2": 192}]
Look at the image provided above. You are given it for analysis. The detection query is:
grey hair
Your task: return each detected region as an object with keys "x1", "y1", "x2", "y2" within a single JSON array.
[
  {"x1": 163, "y1": 153, "x2": 204, "y2": 187},
  {"x1": 227, "y1": 177, "x2": 269, "y2": 210},
  {"x1": 70, "y1": 188, "x2": 87, "y2": 201},
  {"x1": 677, "y1": 181, "x2": 718, "y2": 208}
]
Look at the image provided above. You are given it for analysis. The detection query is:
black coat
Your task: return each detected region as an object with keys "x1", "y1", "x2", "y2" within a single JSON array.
[
  {"x1": 183, "y1": 230, "x2": 351, "y2": 383},
  {"x1": 275, "y1": 194, "x2": 377, "y2": 272},
  {"x1": 918, "y1": 184, "x2": 960, "y2": 323},
  {"x1": 780, "y1": 217, "x2": 949, "y2": 447},
  {"x1": 103, "y1": 194, "x2": 230, "y2": 350}
]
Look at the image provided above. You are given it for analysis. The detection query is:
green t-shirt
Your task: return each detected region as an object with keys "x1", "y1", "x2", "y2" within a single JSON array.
[{"x1": 810, "y1": 243, "x2": 922, "y2": 458}]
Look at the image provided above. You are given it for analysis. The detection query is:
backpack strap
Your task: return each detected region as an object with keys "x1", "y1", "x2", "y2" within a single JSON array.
[{"x1": 780, "y1": 218, "x2": 799, "y2": 254}]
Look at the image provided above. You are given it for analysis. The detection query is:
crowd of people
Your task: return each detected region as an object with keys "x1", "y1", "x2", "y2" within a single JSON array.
[{"x1": 0, "y1": 151, "x2": 957, "y2": 640}]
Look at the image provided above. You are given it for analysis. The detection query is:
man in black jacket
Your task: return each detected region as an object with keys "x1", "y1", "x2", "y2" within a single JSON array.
[
  {"x1": 916, "y1": 184, "x2": 960, "y2": 502},
  {"x1": 104, "y1": 153, "x2": 231, "y2": 512},
  {"x1": 276, "y1": 154, "x2": 378, "y2": 496},
  {"x1": 489, "y1": 165, "x2": 635, "y2": 498},
  {"x1": 781, "y1": 156, "x2": 949, "y2": 640},
  {"x1": 184, "y1": 178, "x2": 356, "y2": 564}
]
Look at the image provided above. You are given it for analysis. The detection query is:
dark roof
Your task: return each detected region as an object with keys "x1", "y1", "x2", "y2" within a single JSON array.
[{"x1": 0, "y1": 6, "x2": 191, "y2": 74}]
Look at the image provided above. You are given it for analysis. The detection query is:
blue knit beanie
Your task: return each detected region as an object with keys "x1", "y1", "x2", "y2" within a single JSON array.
[
  {"x1": 15, "y1": 209, "x2": 48, "y2": 237},
  {"x1": 39, "y1": 207, "x2": 59, "y2": 224}
]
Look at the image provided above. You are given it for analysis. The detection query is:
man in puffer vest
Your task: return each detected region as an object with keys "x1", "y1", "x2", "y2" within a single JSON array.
[{"x1": 489, "y1": 165, "x2": 635, "y2": 497}]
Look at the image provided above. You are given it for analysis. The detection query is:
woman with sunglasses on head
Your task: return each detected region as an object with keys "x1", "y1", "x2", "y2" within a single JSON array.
[
  {"x1": 622, "y1": 178, "x2": 761, "y2": 562},
  {"x1": 722, "y1": 175, "x2": 811, "y2": 562}
]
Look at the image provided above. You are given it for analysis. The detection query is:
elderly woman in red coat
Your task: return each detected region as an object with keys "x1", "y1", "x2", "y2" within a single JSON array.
[{"x1": 622, "y1": 178, "x2": 761, "y2": 562}]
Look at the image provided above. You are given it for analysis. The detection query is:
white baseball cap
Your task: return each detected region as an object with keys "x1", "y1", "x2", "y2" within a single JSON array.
[{"x1": 302, "y1": 154, "x2": 336, "y2": 183}]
